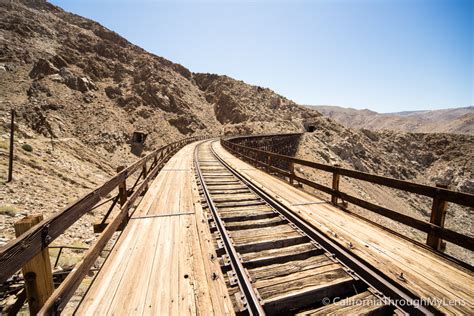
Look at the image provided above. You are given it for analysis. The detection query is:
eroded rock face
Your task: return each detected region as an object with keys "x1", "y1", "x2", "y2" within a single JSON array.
[
  {"x1": 105, "y1": 86, "x2": 122, "y2": 99},
  {"x1": 29, "y1": 58, "x2": 59, "y2": 78},
  {"x1": 214, "y1": 92, "x2": 249, "y2": 124},
  {"x1": 59, "y1": 68, "x2": 97, "y2": 92}
]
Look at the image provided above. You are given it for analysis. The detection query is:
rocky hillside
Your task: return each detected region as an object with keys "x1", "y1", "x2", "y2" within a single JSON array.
[
  {"x1": 0, "y1": 0, "x2": 321, "y2": 154},
  {"x1": 308, "y1": 105, "x2": 474, "y2": 135},
  {"x1": 0, "y1": 0, "x2": 318, "y2": 245},
  {"x1": 0, "y1": 0, "x2": 472, "y2": 267},
  {"x1": 295, "y1": 115, "x2": 474, "y2": 263}
]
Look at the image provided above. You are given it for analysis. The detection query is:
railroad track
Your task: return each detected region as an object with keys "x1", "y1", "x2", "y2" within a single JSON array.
[{"x1": 194, "y1": 141, "x2": 438, "y2": 316}]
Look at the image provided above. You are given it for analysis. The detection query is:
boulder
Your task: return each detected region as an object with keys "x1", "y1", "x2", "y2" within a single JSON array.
[
  {"x1": 59, "y1": 67, "x2": 97, "y2": 92},
  {"x1": 105, "y1": 85, "x2": 123, "y2": 99},
  {"x1": 29, "y1": 58, "x2": 59, "y2": 79}
]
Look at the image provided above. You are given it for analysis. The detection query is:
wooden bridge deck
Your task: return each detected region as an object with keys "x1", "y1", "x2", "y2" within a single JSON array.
[
  {"x1": 76, "y1": 142, "x2": 234, "y2": 315},
  {"x1": 75, "y1": 140, "x2": 473, "y2": 314}
]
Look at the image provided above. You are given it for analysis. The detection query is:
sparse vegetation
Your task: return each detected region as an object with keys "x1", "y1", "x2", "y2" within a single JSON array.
[
  {"x1": 0, "y1": 140, "x2": 8, "y2": 150},
  {"x1": 0, "y1": 205, "x2": 19, "y2": 216},
  {"x1": 21, "y1": 143, "x2": 33, "y2": 152}
]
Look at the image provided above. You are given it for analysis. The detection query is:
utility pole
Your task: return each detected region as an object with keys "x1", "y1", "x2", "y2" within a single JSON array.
[{"x1": 7, "y1": 109, "x2": 15, "y2": 182}]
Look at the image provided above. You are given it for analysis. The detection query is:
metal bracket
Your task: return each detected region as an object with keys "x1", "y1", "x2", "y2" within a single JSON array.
[
  {"x1": 310, "y1": 240, "x2": 321, "y2": 248},
  {"x1": 41, "y1": 224, "x2": 52, "y2": 248},
  {"x1": 234, "y1": 292, "x2": 249, "y2": 312},
  {"x1": 342, "y1": 266, "x2": 360, "y2": 281},
  {"x1": 209, "y1": 222, "x2": 217, "y2": 233},
  {"x1": 326, "y1": 252, "x2": 338, "y2": 262},
  {"x1": 222, "y1": 254, "x2": 231, "y2": 267},
  {"x1": 216, "y1": 240, "x2": 225, "y2": 256},
  {"x1": 227, "y1": 271, "x2": 238, "y2": 286}
]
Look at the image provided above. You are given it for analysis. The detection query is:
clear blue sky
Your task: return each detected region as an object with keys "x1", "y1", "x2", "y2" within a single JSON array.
[{"x1": 50, "y1": 0, "x2": 472, "y2": 112}]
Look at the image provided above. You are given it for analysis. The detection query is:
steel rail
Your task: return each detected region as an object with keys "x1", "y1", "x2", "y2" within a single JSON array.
[
  {"x1": 210, "y1": 141, "x2": 440, "y2": 316},
  {"x1": 194, "y1": 143, "x2": 266, "y2": 316}
]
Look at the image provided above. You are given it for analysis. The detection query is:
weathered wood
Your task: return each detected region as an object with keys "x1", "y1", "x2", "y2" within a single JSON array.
[
  {"x1": 0, "y1": 191, "x2": 100, "y2": 284},
  {"x1": 0, "y1": 136, "x2": 205, "y2": 284},
  {"x1": 76, "y1": 140, "x2": 233, "y2": 315},
  {"x1": 5, "y1": 289, "x2": 26, "y2": 316},
  {"x1": 248, "y1": 255, "x2": 333, "y2": 281},
  {"x1": 142, "y1": 161, "x2": 148, "y2": 191},
  {"x1": 117, "y1": 166, "x2": 127, "y2": 206},
  {"x1": 39, "y1": 152, "x2": 167, "y2": 315},
  {"x1": 331, "y1": 164, "x2": 340, "y2": 205},
  {"x1": 427, "y1": 184, "x2": 449, "y2": 250},
  {"x1": 289, "y1": 161, "x2": 295, "y2": 185},
  {"x1": 14, "y1": 215, "x2": 54, "y2": 315},
  {"x1": 222, "y1": 136, "x2": 474, "y2": 252},
  {"x1": 7, "y1": 109, "x2": 14, "y2": 183},
  {"x1": 214, "y1": 141, "x2": 474, "y2": 315},
  {"x1": 222, "y1": 138, "x2": 474, "y2": 207},
  {"x1": 299, "y1": 291, "x2": 389, "y2": 315},
  {"x1": 259, "y1": 266, "x2": 355, "y2": 314}
]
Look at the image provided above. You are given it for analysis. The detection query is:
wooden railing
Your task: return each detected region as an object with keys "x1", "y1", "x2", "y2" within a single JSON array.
[
  {"x1": 221, "y1": 135, "x2": 474, "y2": 252},
  {"x1": 0, "y1": 135, "x2": 207, "y2": 314}
]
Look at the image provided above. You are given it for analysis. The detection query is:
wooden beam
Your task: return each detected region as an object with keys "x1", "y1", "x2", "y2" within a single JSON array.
[
  {"x1": 14, "y1": 215, "x2": 54, "y2": 314},
  {"x1": 427, "y1": 184, "x2": 449, "y2": 250},
  {"x1": 331, "y1": 164, "x2": 340, "y2": 205},
  {"x1": 289, "y1": 162, "x2": 295, "y2": 185},
  {"x1": 7, "y1": 109, "x2": 15, "y2": 183}
]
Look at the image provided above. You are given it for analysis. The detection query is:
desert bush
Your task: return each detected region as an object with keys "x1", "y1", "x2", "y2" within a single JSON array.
[{"x1": 21, "y1": 143, "x2": 33, "y2": 152}]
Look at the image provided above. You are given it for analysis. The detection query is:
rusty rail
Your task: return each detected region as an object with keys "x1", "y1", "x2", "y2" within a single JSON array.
[{"x1": 221, "y1": 135, "x2": 474, "y2": 252}]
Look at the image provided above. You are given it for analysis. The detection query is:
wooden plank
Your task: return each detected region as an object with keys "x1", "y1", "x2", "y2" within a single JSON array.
[
  {"x1": 298, "y1": 291, "x2": 388, "y2": 315},
  {"x1": 248, "y1": 255, "x2": 334, "y2": 281},
  {"x1": 338, "y1": 191, "x2": 474, "y2": 251},
  {"x1": 41, "y1": 140, "x2": 202, "y2": 314},
  {"x1": 191, "y1": 173, "x2": 235, "y2": 315},
  {"x1": 427, "y1": 184, "x2": 449, "y2": 250},
  {"x1": 14, "y1": 215, "x2": 54, "y2": 315},
  {"x1": 0, "y1": 137, "x2": 203, "y2": 284},
  {"x1": 76, "y1": 141, "x2": 235, "y2": 315}
]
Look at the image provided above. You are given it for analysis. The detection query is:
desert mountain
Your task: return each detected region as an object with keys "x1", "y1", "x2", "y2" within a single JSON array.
[
  {"x1": 0, "y1": 0, "x2": 472, "y2": 265},
  {"x1": 308, "y1": 105, "x2": 474, "y2": 135},
  {"x1": 0, "y1": 0, "x2": 320, "y2": 154}
]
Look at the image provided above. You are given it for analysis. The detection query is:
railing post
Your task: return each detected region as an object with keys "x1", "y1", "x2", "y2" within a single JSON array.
[
  {"x1": 331, "y1": 164, "x2": 341, "y2": 205},
  {"x1": 427, "y1": 183, "x2": 449, "y2": 251},
  {"x1": 117, "y1": 166, "x2": 127, "y2": 206},
  {"x1": 7, "y1": 109, "x2": 15, "y2": 182},
  {"x1": 289, "y1": 161, "x2": 295, "y2": 185},
  {"x1": 117, "y1": 166, "x2": 129, "y2": 227},
  {"x1": 14, "y1": 215, "x2": 54, "y2": 314},
  {"x1": 142, "y1": 160, "x2": 148, "y2": 192}
]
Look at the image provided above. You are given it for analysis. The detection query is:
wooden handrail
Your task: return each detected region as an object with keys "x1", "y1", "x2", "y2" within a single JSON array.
[
  {"x1": 0, "y1": 136, "x2": 206, "y2": 284},
  {"x1": 221, "y1": 136, "x2": 474, "y2": 252},
  {"x1": 222, "y1": 138, "x2": 474, "y2": 207}
]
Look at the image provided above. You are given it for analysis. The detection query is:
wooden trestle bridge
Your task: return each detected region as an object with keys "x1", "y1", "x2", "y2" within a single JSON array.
[{"x1": 1, "y1": 134, "x2": 473, "y2": 315}]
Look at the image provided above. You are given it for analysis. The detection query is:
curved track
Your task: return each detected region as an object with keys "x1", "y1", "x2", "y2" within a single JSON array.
[{"x1": 195, "y1": 141, "x2": 438, "y2": 315}]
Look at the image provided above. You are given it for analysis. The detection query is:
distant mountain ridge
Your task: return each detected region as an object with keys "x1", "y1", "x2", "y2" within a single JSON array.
[{"x1": 306, "y1": 105, "x2": 474, "y2": 135}]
